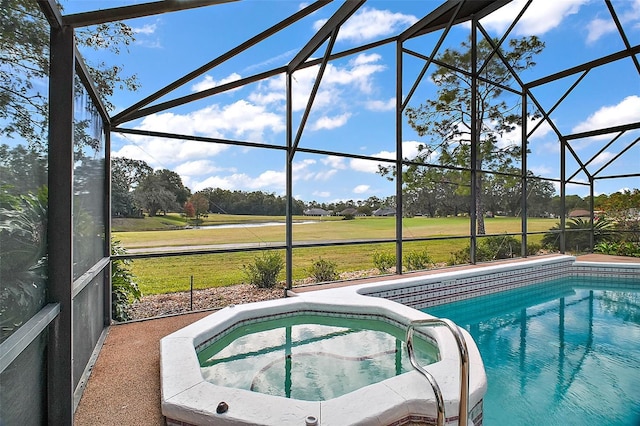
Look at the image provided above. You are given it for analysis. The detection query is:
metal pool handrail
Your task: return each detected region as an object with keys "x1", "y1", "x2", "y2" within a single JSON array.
[{"x1": 406, "y1": 318, "x2": 470, "y2": 426}]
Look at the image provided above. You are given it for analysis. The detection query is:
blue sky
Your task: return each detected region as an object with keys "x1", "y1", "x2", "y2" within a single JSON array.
[{"x1": 64, "y1": 0, "x2": 639, "y2": 202}]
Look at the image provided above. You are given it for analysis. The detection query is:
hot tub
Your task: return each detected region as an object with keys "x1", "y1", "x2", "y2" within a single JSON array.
[{"x1": 160, "y1": 295, "x2": 486, "y2": 426}]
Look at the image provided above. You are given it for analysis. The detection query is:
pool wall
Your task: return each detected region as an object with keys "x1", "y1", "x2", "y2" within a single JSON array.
[{"x1": 348, "y1": 256, "x2": 639, "y2": 310}]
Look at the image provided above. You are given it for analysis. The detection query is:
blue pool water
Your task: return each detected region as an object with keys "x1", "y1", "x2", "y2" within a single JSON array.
[
  {"x1": 425, "y1": 276, "x2": 640, "y2": 426},
  {"x1": 197, "y1": 314, "x2": 438, "y2": 401}
]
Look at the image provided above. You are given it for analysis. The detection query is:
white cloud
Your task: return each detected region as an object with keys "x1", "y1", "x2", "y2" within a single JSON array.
[
  {"x1": 480, "y1": 0, "x2": 587, "y2": 36},
  {"x1": 292, "y1": 159, "x2": 316, "y2": 175},
  {"x1": 133, "y1": 23, "x2": 157, "y2": 35},
  {"x1": 313, "y1": 7, "x2": 417, "y2": 43},
  {"x1": 132, "y1": 21, "x2": 162, "y2": 48},
  {"x1": 366, "y1": 97, "x2": 395, "y2": 112},
  {"x1": 353, "y1": 184, "x2": 370, "y2": 194},
  {"x1": 311, "y1": 113, "x2": 351, "y2": 130},
  {"x1": 350, "y1": 152, "x2": 393, "y2": 173},
  {"x1": 528, "y1": 117, "x2": 554, "y2": 140},
  {"x1": 112, "y1": 138, "x2": 229, "y2": 169},
  {"x1": 113, "y1": 100, "x2": 285, "y2": 168},
  {"x1": 528, "y1": 164, "x2": 554, "y2": 177},
  {"x1": 572, "y1": 96, "x2": 640, "y2": 136},
  {"x1": 192, "y1": 170, "x2": 284, "y2": 192},
  {"x1": 321, "y1": 155, "x2": 347, "y2": 169},
  {"x1": 541, "y1": 141, "x2": 561, "y2": 154},
  {"x1": 188, "y1": 157, "x2": 321, "y2": 192},
  {"x1": 349, "y1": 141, "x2": 424, "y2": 173},
  {"x1": 586, "y1": 18, "x2": 616, "y2": 44},
  {"x1": 315, "y1": 169, "x2": 338, "y2": 180},
  {"x1": 191, "y1": 73, "x2": 242, "y2": 92},
  {"x1": 243, "y1": 48, "x2": 299, "y2": 73},
  {"x1": 250, "y1": 53, "x2": 386, "y2": 114},
  {"x1": 586, "y1": 0, "x2": 640, "y2": 43},
  {"x1": 313, "y1": 190, "x2": 331, "y2": 198},
  {"x1": 174, "y1": 160, "x2": 226, "y2": 176},
  {"x1": 590, "y1": 151, "x2": 615, "y2": 167}
]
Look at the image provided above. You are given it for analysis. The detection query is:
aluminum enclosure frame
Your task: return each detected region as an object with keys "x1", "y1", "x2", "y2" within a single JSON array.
[{"x1": 30, "y1": 2, "x2": 640, "y2": 424}]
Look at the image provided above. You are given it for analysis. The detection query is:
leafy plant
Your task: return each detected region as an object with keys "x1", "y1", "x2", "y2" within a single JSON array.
[
  {"x1": 542, "y1": 217, "x2": 615, "y2": 253},
  {"x1": 448, "y1": 235, "x2": 538, "y2": 265},
  {"x1": 243, "y1": 251, "x2": 284, "y2": 288},
  {"x1": 307, "y1": 257, "x2": 339, "y2": 282},
  {"x1": 404, "y1": 249, "x2": 432, "y2": 271},
  {"x1": 0, "y1": 187, "x2": 48, "y2": 343},
  {"x1": 111, "y1": 239, "x2": 141, "y2": 322},
  {"x1": 373, "y1": 251, "x2": 396, "y2": 273},
  {"x1": 595, "y1": 241, "x2": 640, "y2": 257}
]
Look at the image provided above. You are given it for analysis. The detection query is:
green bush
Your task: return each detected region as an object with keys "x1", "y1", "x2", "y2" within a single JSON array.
[
  {"x1": 404, "y1": 249, "x2": 432, "y2": 271},
  {"x1": 477, "y1": 235, "x2": 521, "y2": 261},
  {"x1": 527, "y1": 242, "x2": 542, "y2": 256},
  {"x1": 111, "y1": 240, "x2": 141, "y2": 322},
  {"x1": 307, "y1": 257, "x2": 339, "y2": 282},
  {"x1": 448, "y1": 235, "x2": 538, "y2": 265},
  {"x1": 242, "y1": 251, "x2": 284, "y2": 288},
  {"x1": 542, "y1": 217, "x2": 615, "y2": 253},
  {"x1": 595, "y1": 241, "x2": 640, "y2": 257},
  {"x1": 373, "y1": 251, "x2": 396, "y2": 273}
]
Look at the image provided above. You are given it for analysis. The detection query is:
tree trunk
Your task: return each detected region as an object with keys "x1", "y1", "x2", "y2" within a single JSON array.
[{"x1": 476, "y1": 159, "x2": 486, "y2": 235}]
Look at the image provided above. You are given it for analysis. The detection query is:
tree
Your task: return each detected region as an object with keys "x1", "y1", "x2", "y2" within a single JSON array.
[
  {"x1": 0, "y1": 144, "x2": 48, "y2": 196},
  {"x1": 188, "y1": 192, "x2": 209, "y2": 222},
  {"x1": 404, "y1": 36, "x2": 544, "y2": 234},
  {"x1": 155, "y1": 169, "x2": 191, "y2": 206},
  {"x1": 0, "y1": 0, "x2": 139, "y2": 149},
  {"x1": 131, "y1": 168, "x2": 191, "y2": 216},
  {"x1": 111, "y1": 157, "x2": 153, "y2": 217},
  {"x1": 184, "y1": 201, "x2": 195, "y2": 218}
]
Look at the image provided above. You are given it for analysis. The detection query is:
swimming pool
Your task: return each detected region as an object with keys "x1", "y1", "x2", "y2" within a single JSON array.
[{"x1": 425, "y1": 276, "x2": 640, "y2": 425}]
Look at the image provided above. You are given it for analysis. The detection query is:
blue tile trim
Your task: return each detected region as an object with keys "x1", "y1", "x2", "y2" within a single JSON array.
[{"x1": 366, "y1": 259, "x2": 638, "y2": 310}]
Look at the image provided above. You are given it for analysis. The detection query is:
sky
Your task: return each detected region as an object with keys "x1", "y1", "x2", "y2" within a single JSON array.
[{"x1": 63, "y1": 0, "x2": 640, "y2": 203}]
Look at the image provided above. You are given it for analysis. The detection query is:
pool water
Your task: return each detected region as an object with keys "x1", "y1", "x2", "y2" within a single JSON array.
[
  {"x1": 197, "y1": 314, "x2": 438, "y2": 401},
  {"x1": 425, "y1": 276, "x2": 640, "y2": 426}
]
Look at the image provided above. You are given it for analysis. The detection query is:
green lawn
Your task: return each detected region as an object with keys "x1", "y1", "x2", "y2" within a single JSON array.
[
  {"x1": 113, "y1": 215, "x2": 556, "y2": 248},
  {"x1": 113, "y1": 215, "x2": 556, "y2": 295},
  {"x1": 114, "y1": 215, "x2": 558, "y2": 295}
]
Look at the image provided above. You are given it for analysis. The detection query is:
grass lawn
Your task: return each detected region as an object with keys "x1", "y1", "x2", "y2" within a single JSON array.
[
  {"x1": 113, "y1": 215, "x2": 556, "y2": 248},
  {"x1": 115, "y1": 215, "x2": 559, "y2": 296}
]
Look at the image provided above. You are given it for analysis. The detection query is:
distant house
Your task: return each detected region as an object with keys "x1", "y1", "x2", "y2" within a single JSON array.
[
  {"x1": 373, "y1": 207, "x2": 396, "y2": 217},
  {"x1": 338, "y1": 207, "x2": 359, "y2": 216},
  {"x1": 568, "y1": 209, "x2": 591, "y2": 218},
  {"x1": 303, "y1": 208, "x2": 330, "y2": 216}
]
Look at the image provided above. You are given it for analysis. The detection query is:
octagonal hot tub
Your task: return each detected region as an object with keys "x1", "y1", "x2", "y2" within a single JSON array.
[{"x1": 160, "y1": 295, "x2": 486, "y2": 426}]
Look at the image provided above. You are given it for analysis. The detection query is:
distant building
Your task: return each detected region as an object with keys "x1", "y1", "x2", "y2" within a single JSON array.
[
  {"x1": 373, "y1": 207, "x2": 396, "y2": 217},
  {"x1": 568, "y1": 209, "x2": 591, "y2": 218},
  {"x1": 303, "y1": 208, "x2": 331, "y2": 216},
  {"x1": 338, "y1": 207, "x2": 360, "y2": 216}
]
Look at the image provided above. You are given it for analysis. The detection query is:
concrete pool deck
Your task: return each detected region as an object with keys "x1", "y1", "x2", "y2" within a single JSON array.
[{"x1": 73, "y1": 254, "x2": 640, "y2": 426}]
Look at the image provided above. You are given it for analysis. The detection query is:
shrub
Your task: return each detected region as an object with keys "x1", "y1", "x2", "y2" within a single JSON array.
[
  {"x1": 307, "y1": 257, "x2": 339, "y2": 282},
  {"x1": 243, "y1": 251, "x2": 284, "y2": 288},
  {"x1": 526, "y1": 242, "x2": 542, "y2": 256},
  {"x1": 477, "y1": 235, "x2": 520, "y2": 261},
  {"x1": 542, "y1": 217, "x2": 615, "y2": 253},
  {"x1": 111, "y1": 239, "x2": 141, "y2": 322},
  {"x1": 448, "y1": 235, "x2": 536, "y2": 265},
  {"x1": 404, "y1": 249, "x2": 432, "y2": 271},
  {"x1": 373, "y1": 251, "x2": 396, "y2": 273},
  {"x1": 595, "y1": 241, "x2": 640, "y2": 257}
]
